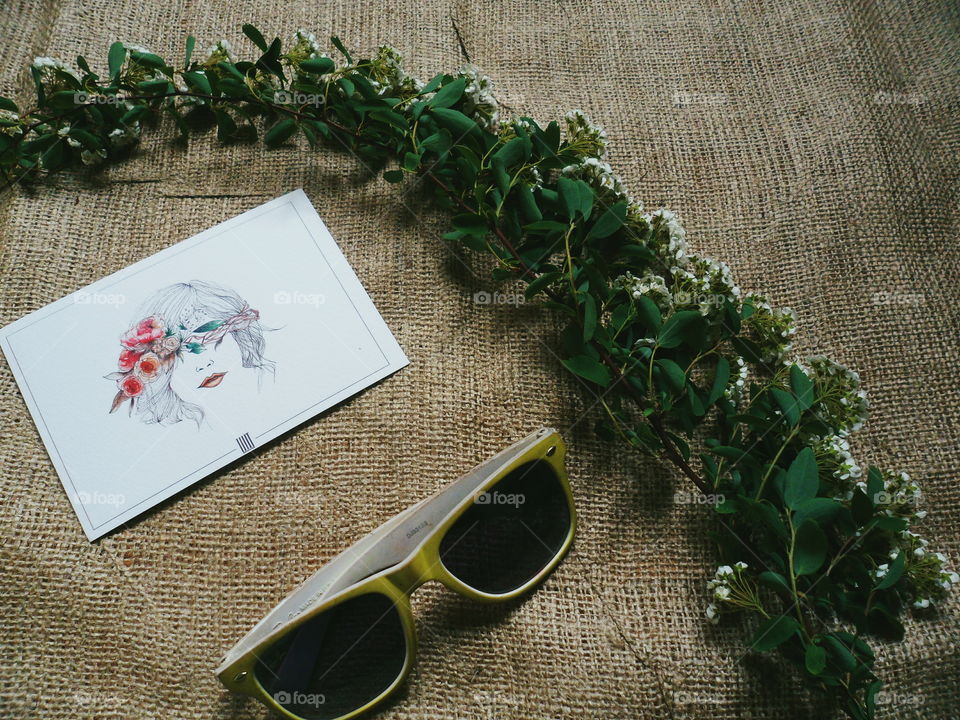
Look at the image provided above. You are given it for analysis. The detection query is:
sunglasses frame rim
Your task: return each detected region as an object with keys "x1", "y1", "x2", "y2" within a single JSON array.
[{"x1": 222, "y1": 429, "x2": 576, "y2": 720}]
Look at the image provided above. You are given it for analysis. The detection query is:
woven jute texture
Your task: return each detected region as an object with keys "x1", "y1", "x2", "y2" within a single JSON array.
[{"x1": 1, "y1": 1, "x2": 958, "y2": 718}]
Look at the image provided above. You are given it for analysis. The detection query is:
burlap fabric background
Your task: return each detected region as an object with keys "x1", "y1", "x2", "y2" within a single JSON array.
[{"x1": 1, "y1": 1, "x2": 958, "y2": 718}]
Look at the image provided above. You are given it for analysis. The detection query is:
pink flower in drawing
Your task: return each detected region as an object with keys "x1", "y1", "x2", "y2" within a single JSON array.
[
  {"x1": 120, "y1": 375, "x2": 144, "y2": 397},
  {"x1": 151, "y1": 334, "x2": 181, "y2": 357},
  {"x1": 120, "y1": 315, "x2": 165, "y2": 350},
  {"x1": 134, "y1": 352, "x2": 161, "y2": 381},
  {"x1": 118, "y1": 348, "x2": 142, "y2": 371}
]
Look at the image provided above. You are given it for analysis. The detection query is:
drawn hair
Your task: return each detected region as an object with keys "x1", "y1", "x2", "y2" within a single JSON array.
[{"x1": 133, "y1": 280, "x2": 274, "y2": 426}]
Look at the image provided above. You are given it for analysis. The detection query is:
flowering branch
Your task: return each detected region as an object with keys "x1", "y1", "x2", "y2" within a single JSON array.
[{"x1": 2, "y1": 29, "x2": 956, "y2": 719}]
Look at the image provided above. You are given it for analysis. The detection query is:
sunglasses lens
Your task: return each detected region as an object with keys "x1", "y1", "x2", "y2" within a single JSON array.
[
  {"x1": 439, "y1": 459, "x2": 571, "y2": 594},
  {"x1": 254, "y1": 592, "x2": 406, "y2": 719}
]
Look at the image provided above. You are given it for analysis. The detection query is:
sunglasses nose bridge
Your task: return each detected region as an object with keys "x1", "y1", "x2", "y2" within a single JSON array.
[{"x1": 387, "y1": 549, "x2": 440, "y2": 595}]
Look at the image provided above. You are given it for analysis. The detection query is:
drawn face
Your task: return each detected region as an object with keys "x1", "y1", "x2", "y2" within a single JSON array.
[
  {"x1": 169, "y1": 325, "x2": 245, "y2": 405},
  {"x1": 188, "y1": 334, "x2": 243, "y2": 389}
]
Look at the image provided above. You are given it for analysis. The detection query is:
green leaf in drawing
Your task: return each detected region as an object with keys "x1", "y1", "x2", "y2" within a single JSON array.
[{"x1": 192, "y1": 320, "x2": 223, "y2": 333}]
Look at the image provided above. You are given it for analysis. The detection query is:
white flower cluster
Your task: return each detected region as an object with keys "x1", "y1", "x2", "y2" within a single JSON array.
[
  {"x1": 813, "y1": 434, "x2": 863, "y2": 500},
  {"x1": 892, "y1": 531, "x2": 960, "y2": 609},
  {"x1": 671, "y1": 255, "x2": 741, "y2": 318},
  {"x1": 803, "y1": 355, "x2": 869, "y2": 435},
  {"x1": 203, "y1": 40, "x2": 236, "y2": 66},
  {"x1": 617, "y1": 270, "x2": 672, "y2": 311},
  {"x1": 705, "y1": 561, "x2": 752, "y2": 624},
  {"x1": 457, "y1": 63, "x2": 498, "y2": 130},
  {"x1": 0, "y1": 108, "x2": 21, "y2": 136},
  {"x1": 742, "y1": 294, "x2": 797, "y2": 364},
  {"x1": 560, "y1": 156, "x2": 634, "y2": 206},
  {"x1": 367, "y1": 46, "x2": 423, "y2": 97},
  {"x1": 292, "y1": 30, "x2": 324, "y2": 60},
  {"x1": 724, "y1": 355, "x2": 749, "y2": 402},
  {"x1": 646, "y1": 208, "x2": 690, "y2": 266},
  {"x1": 563, "y1": 109, "x2": 607, "y2": 159},
  {"x1": 32, "y1": 56, "x2": 80, "y2": 82},
  {"x1": 869, "y1": 470, "x2": 925, "y2": 519}
]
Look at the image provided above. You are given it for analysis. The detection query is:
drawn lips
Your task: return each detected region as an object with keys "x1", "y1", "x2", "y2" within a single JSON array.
[{"x1": 198, "y1": 372, "x2": 227, "y2": 389}]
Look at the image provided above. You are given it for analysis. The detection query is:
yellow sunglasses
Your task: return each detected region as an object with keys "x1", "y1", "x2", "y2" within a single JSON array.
[{"x1": 216, "y1": 427, "x2": 576, "y2": 719}]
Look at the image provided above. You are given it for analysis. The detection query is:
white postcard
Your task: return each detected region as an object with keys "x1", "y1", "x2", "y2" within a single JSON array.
[{"x1": 0, "y1": 189, "x2": 408, "y2": 540}]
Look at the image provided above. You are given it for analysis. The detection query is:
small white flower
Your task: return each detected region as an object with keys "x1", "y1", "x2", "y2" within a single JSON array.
[
  {"x1": 716, "y1": 565, "x2": 734, "y2": 577},
  {"x1": 734, "y1": 561, "x2": 748, "y2": 570},
  {"x1": 912, "y1": 598, "x2": 931, "y2": 609},
  {"x1": 705, "y1": 603, "x2": 719, "y2": 624},
  {"x1": 714, "y1": 586, "x2": 731, "y2": 601}
]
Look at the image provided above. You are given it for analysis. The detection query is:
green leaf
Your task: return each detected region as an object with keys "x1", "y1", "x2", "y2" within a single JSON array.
[
  {"x1": 184, "y1": 35, "x2": 195, "y2": 69},
  {"x1": 805, "y1": 643, "x2": 827, "y2": 675},
  {"x1": 561, "y1": 354, "x2": 611, "y2": 387},
  {"x1": 452, "y1": 213, "x2": 488, "y2": 234},
  {"x1": 256, "y1": 38, "x2": 285, "y2": 79},
  {"x1": 792, "y1": 497, "x2": 842, "y2": 525},
  {"x1": 419, "y1": 129, "x2": 452, "y2": 154},
  {"x1": 181, "y1": 70, "x2": 211, "y2": 95},
  {"x1": 790, "y1": 364, "x2": 814, "y2": 410},
  {"x1": 39, "y1": 140, "x2": 67, "y2": 170},
  {"x1": 557, "y1": 176, "x2": 580, "y2": 221},
  {"x1": 771, "y1": 387, "x2": 800, "y2": 426},
  {"x1": 851, "y1": 487, "x2": 873, "y2": 526},
  {"x1": 491, "y1": 136, "x2": 527, "y2": 167},
  {"x1": 784, "y1": 447, "x2": 819, "y2": 509},
  {"x1": 875, "y1": 550, "x2": 905, "y2": 590},
  {"x1": 242, "y1": 23, "x2": 269, "y2": 52},
  {"x1": 264, "y1": 118, "x2": 297, "y2": 147},
  {"x1": 524, "y1": 271, "x2": 561, "y2": 300},
  {"x1": 758, "y1": 571, "x2": 791, "y2": 595},
  {"x1": 582, "y1": 293, "x2": 597, "y2": 342},
  {"x1": 299, "y1": 56, "x2": 335, "y2": 74},
  {"x1": 557, "y1": 177, "x2": 594, "y2": 220},
  {"x1": 686, "y1": 384, "x2": 707, "y2": 416},
  {"x1": 217, "y1": 61, "x2": 246, "y2": 82},
  {"x1": 586, "y1": 201, "x2": 627, "y2": 240},
  {"x1": 192, "y1": 320, "x2": 223, "y2": 333},
  {"x1": 130, "y1": 51, "x2": 168, "y2": 71},
  {"x1": 793, "y1": 519, "x2": 827, "y2": 576},
  {"x1": 515, "y1": 184, "x2": 542, "y2": 223},
  {"x1": 108, "y1": 41, "x2": 126, "y2": 81},
  {"x1": 0, "y1": 96, "x2": 17, "y2": 113},
  {"x1": 655, "y1": 358, "x2": 686, "y2": 394},
  {"x1": 523, "y1": 220, "x2": 568, "y2": 234},
  {"x1": 428, "y1": 77, "x2": 466, "y2": 108},
  {"x1": 47, "y1": 90, "x2": 80, "y2": 110},
  {"x1": 330, "y1": 36, "x2": 353, "y2": 64},
  {"x1": 635, "y1": 296, "x2": 662, "y2": 333},
  {"x1": 491, "y1": 159, "x2": 510, "y2": 196},
  {"x1": 213, "y1": 108, "x2": 237, "y2": 142},
  {"x1": 30, "y1": 65, "x2": 44, "y2": 104},
  {"x1": 751, "y1": 615, "x2": 800, "y2": 652},
  {"x1": 822, "y1": 635, "x2": 858, "y2": 672},
  {"x1": 430, "y1": 107, "x2": 479, "y2": 140},
  {"x1": 707, "y1": 356, "x2": 730, "y2": 404},
  {"x1": 866, "y1": 466, "x2": 884, "y2": 500},
  {"x1": 383, "y1": 169, "x2": 404, "y2": 183},
  {"x1": 657, "y1": 310, "x2": 702, "y2": 348}
]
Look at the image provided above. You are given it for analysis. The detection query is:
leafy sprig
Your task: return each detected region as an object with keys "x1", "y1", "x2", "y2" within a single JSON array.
[{"x1": 2, "y1": 29, "x2": 957, "y2": 719}]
